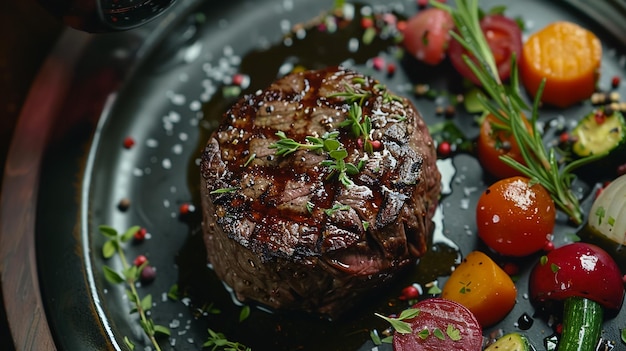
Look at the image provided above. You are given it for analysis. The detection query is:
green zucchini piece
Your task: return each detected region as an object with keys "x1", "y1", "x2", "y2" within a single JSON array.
[
  {"x1": 558, "y1": 296, "x2": 604, "y2": 351},
  {"x1": 485, "y1": 332, "x2": 533, "y2": 351},
  {"x1": 572, "y1": 108, "x2": 625, "y2": 157}
]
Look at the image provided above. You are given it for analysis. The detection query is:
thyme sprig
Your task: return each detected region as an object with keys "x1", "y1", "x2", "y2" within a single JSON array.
[
  {"x1": 432, "y1": 0, "x2": 605, "y2": 225},
  {"x1": 320, "y1": 145, "x2": 364, "y2": 187},
  {"x1": 100, "y1": 225, "x2": 170, "y2": 351},
  {"x1": 340, "y1": 103, "x2": 373, "y2": 153},
  {"x1": 269, "y1": 131, "x2": 340, "y2": 156},
  {"x1": 269, "y1": 130, "x2": 363, "y2": 187},
  {"x1": 204, "y1": 329, "x2": 251, "y2": 351}
]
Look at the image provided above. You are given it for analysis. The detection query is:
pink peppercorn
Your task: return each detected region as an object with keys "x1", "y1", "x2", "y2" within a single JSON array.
[
  {"x1": 134, "y1": 227, "x2": 147, "y2": 242},
  {"x1": 361, "y1": 17, "x2": 374, "y2": 29},
  {"x1": 437, "y1": 141, "x2": 452, "y2": 157},
  {"x1": 611, "y1": 76, "x2": 621, "y2": 89},
  {"x1": 502, "y1": 262, "x2": 519, "y2": 276},
  {"x1": 543, "y1": 240, "x2": 555, "y2": 252},
  {"x1": 133, "y1": 254, "x2": 148, "y2": 267},
  {"x1": 372, "y1": 56, "x2": 385, "y2": 71},
  {"x1": 232, "y1": 73, "x2": 245, "y2": 86},
  {"x1": 399, "y1": 285, "x2": 420, "y2": 301},
  {"x1": 123, "y1": 136, "x2": 135, "y2": 149}
]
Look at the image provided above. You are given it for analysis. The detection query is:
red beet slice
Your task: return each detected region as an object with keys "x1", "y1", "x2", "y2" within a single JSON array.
[{"x1": 393, "y1": 298, "x2": 483, "y2": 351}]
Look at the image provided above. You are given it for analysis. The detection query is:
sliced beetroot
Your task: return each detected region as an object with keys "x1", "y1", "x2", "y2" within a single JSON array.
[{"x1": 393, "y1": 298, "x2": 483, "y2": 351}]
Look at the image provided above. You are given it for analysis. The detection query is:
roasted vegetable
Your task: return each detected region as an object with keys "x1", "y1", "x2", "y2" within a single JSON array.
[
  {"x1": 529, "y1": 243, "x2": 625, "y2": 351},
  {"x1": 578, "y1": 174, "x2": 626, "y2": 272},
  {"x1": 441, "y1": 251, "x2": 517, "y2": 327},
  {"x1": 485, "y1": 332, "x2": 534, "y2": 351},
  {"x1": 570, "y1": 108, "x2": 626, "y2": 179},
  {"x1": 520, "y1": 21, "x2": 602, "y2": 108}
]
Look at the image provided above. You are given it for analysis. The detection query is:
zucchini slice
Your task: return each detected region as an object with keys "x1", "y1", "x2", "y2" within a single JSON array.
[
  {"x1": 485, "y1": 332, "x2": 533, "y2": 351},
  {"x1": 572, "y1": 108, "x2": 625, "y2": 157}
]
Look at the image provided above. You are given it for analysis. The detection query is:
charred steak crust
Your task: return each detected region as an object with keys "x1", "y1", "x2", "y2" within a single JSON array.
[{"x1": 200, "y1": 66, "x2": 441, "y2": 317}]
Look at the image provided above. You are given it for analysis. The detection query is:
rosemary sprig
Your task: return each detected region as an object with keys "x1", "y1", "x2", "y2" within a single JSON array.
[
  {"x1": 100, "y1": 225, "x2": 170, "y2": 351},
  {"x1": 432, "y1": 0, "x2": 605, "y2": 225}
]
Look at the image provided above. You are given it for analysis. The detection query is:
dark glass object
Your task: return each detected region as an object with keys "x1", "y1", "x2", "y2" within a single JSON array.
[{"x1": 37, "y1": 0, "x2": 176, "y2": 32}]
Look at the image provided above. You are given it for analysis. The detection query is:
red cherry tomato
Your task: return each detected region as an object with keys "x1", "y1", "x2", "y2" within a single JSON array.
[
  {"x1": 477, "y1": 113, "x2": 530, "y2": 180},
  {"x1": 402, "y1": 8, "x2": 454, "y2": 65},
  {"x1": 476, "y1": 176, "x2": 556, "y2": 257},
  {"x1": 448, "y1": 14, "x2": 522, "y2": 85}
]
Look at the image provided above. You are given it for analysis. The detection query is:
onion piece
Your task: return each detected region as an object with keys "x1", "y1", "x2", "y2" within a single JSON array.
[{"x1": 587, "y1": 174, "x2": 626, "y2": 245}]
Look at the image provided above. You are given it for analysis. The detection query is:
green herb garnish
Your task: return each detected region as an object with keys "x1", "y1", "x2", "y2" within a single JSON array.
[
  {"x1": 269, "y1": 130, "x2": 340, "y2": 156},
  {"x1": 324, "y1": 203, "x2": 351, "y2": 216},
  {"x1": 100, "y1": 225, "x2": 170, "y2": 351},
  {"x1": 375, "y1": 308, "x2": 420, "y2": 335},
  {"x1": 432, "y1": 0, "x2": 605, "y2": 225},
  {"x1": 321, "y1": 148, "x2": 363, "y2": 187},
  {"x1": 210, "y1": 187, "x2": 241, "y2": 194},
  {"x1": 204, "y1": 329, "x2": 251, "y2": 351},
  {"x1": 340, "y1": 103, "x2": 373, "y2": 153}
]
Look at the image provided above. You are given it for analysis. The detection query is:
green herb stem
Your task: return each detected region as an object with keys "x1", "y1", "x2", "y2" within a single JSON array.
[{"x1": 100, "y1": 225, "x2": 169, "y2": 351}]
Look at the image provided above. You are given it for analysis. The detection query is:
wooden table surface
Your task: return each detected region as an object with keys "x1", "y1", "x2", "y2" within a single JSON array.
[{"x1": 1, "y1": 0, "x2": 63, "y2": 349}]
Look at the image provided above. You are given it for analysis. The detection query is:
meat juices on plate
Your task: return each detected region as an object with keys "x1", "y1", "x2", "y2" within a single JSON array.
[{"x1": 200, "y1": 66, "x2": 441, "y2": 318}]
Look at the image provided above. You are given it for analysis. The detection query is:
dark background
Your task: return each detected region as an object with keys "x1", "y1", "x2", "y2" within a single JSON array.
[{"x1": 1, "y1": 0, "x2": 63, "y2": 349}]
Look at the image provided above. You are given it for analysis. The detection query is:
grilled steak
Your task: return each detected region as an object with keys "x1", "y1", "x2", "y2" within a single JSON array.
[{"x1": 200, "y1": 66, "x2": 441, "y2": 318}]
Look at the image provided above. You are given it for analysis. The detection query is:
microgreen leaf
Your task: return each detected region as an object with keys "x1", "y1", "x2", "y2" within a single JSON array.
[
  {"x1": 154, "y1": 325, "x2": 171, "y2": 336},
  {"x1": 203, "y1": 329, "x2": 251, "y2": 351},
  {"x1": 370, "y1": 330, "x2": 382, "y2": 345},
  {"x1": 433, "y1": 328, "x2": 445, "y2": 340},
  {"x1": 621, "y1": 328, "x2": 626, "y2": 344},
  {"x1": 123, "y1": 336, "x2": 135, "y2": 350},
  {"x1": 551, "y1": 263, "x2": 560, "y2": 273},
  {"x1": 210, "y1": 187, "x2": 241, "y2": 194},
  {"x1": 121, "y1": 225, "x2": 141, "y2": 242},
  {"x1": 99, "y1": 225, "x2": 118, "y2": 238},
  {"x1": 418, "y1": 329, "x2": 430, "y2": 339},
  {"x1": 428, "y1": 285, "x2": 442, "y2": 295},
  {"x1": 103, "y1": 265, "x2": 125, "y2": 284},
  {"x1": 167, "y1": 284, "x2": 179, "y2": 300},
  {"x1": 102, "y1": 240, "x2": 117, "y2": 259},
  {"x1": 397, "y1": 308, "x2": 420, "y2": 320},
  {"x1": 446, "y1": 324, "x2": 462, "y2": 341},
  {"x1": 140, "y1": 294, "x2": 152, "y2": 313},
  {"x1": 375, "y1": 308, "x2": 419, "y2": 335},
  {"x1": 239, "y1": 305, "x2": 251, "y2": 322},
  {"x1": 540, "y1": 255, "x2": 548, "y2": 266}
]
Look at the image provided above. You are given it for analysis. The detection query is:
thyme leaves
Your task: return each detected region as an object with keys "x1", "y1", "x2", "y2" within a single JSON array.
[{"x1": 100, "y1": 225, "x2": 170, "y2": 351}]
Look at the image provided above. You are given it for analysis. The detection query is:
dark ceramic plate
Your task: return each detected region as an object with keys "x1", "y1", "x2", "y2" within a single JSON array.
[{"x1": 3, "y1": 0, "x2": 626, "y2": 350}]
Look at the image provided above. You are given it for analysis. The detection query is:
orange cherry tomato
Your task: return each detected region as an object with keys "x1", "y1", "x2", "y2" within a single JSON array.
[
  {"x1": 477, "y1": 113, "x2": 530, "y2": 180},
  {"x1": 476, "y1": 176, "x2": 556, "y2": 257},
  {"x1": 520, "y1": 21, "x2": 601, "y2": 108}
]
